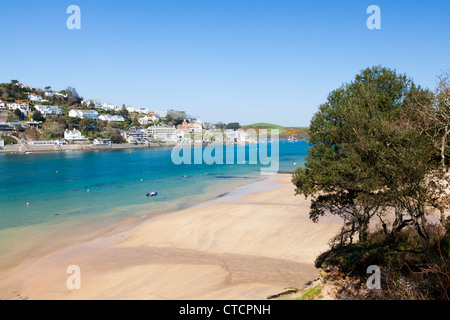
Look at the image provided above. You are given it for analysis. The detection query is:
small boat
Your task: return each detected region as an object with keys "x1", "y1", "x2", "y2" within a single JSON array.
[
  {"x1": 146, "y1": 192, "x2": 158, "y2": 197},
  {"x1": 24, "y1": 151, "x2": 33, "y2": 155}
]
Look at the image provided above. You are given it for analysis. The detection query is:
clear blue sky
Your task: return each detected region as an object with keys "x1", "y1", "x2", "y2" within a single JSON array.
[{"x1": 1, "y1": 0, "x2": 449, "y2": 126}]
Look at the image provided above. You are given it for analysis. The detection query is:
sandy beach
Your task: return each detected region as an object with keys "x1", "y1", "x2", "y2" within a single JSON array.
[{"x1": 0, "y1": 174, "x2": 342, "y2": 300}]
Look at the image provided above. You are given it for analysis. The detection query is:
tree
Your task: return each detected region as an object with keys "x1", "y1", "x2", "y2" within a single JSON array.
[
  {"x1": 79, "y1": 118, "x2": 97, "y2": 134},
  {"x1": 403, "y1": 71, "x2": 450, "y2": 232},
  {"x1": 406, "y1": 71, "x2": 450, "y2": 171},
  {"x1": 104, "y1": 126, "x2": 125, "y2": 144},
  {"x1": 45, "y1": 86, "x2": 52, "y2": 92},
  {"x1": 32, "y1": 110, "x2": 45, "y2": 122},
  {"x1": 65, "y1": 87, "x2": 81, "y2": 105},
  {"x1": 119, "y1": 106, "x2": 130, "y2": 119},
  {"x1": 14, "y1": 108, "x2": 24, "y2": 121},
  {"x1": 226, "y1": 122, "x2": 241, "y2": 130},
  {"x1": 292, "y1": 66, "x2": 445, "y2": 247}
]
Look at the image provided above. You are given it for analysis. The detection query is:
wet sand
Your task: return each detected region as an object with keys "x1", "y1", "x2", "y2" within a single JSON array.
[{"x1": 0, "y1": 174, "x2": 342, "y2": 300}]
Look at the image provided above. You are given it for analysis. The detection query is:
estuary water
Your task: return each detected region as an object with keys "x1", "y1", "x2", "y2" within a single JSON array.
[{"x1": 0, "y1": 141, "x2": 308, "y2": 270}]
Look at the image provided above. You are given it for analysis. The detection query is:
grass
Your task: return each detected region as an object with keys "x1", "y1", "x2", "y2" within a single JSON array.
[
  {"x1": 243, "y1": 122, "x2": 285, "y2": 129},
  {"x1": 297, "y1": 285, "x2": 324, "y2": 300}
]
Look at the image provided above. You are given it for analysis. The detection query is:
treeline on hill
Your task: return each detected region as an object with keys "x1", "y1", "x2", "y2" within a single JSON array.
[
  {"x1": 293, "y1": 66, "x2": 450, "y2": 300},
  {"x1": 0, "y1": 80, "x2": 82, "y2": 107},
  {"x1": 242, "y1": 123, "x2": 310, "y2": 140}
]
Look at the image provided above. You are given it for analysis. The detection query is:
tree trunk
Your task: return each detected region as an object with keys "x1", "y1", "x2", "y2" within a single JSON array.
[
  {"x1": 358, "y1": 219, "x2": 369, "y2": 243},
  {"x1": 415, "y1": 221, "x2": 429, "y2": 251},
  {"x1": 441, "y1": 125, "x2": 449, "y2": 172}
]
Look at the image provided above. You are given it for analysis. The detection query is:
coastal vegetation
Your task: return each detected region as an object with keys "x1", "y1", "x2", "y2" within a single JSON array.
[
  {"x1": 293, "y1": 66, "x2": 450, "y2": 299},
  {"x1": 243, "y1": 123, "x2": 309, "y2": 140}
]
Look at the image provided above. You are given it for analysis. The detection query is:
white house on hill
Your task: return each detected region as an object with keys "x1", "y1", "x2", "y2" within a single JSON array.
[
  {"x1": 64, "y1": 129, "x2": 88, "y2": 143},
  {"x1": 69, "y1": 109, "x2": 99, "y2": 120}
]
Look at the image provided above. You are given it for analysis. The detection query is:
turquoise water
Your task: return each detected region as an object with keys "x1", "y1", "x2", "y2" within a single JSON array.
[{"x1": 0, "y1": 141, "x2": 308, "y2": 233}]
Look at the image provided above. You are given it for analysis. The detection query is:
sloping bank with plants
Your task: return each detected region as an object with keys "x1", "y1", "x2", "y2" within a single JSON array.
[{"x1": 293, "y1": 66, "x2": 450, "y2": 300}]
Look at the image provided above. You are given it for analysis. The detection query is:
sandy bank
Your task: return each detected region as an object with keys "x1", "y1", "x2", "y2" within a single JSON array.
[{"x1": 0, "y1": 174, "x2": 342, "y2": 300}]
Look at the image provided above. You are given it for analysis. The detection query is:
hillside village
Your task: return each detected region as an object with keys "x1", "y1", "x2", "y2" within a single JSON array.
[{"x1": 0, "y1": 80, "x2": 259, "y2": 150}]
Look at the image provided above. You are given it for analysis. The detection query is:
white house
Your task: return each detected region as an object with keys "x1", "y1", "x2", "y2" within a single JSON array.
[
  {"x1": 64, "y1": 129, "x2": 88, "y2": 143},
  {"x1": 101, "y1": 103, "x2": 116, "y2": 111},
  {"x1": 135, "y1": 108, "x2": 149, "y2": 114},
  {"x1": 143, "y1": 125, "x2": 178, "y2": 142},
  {"x1": 34, "y1": 105, "x2": 63, "y2": 116},
  {"x1": 98, "y1": 115, "x2": 125, "y2": 122},
  {"x1": 0, "y1": 139, "x2": 4, "y2": 147},
  {"x1": 93, "y1": 139, "x2": 112, "y2": 145},
  {"x1": 121, "y1": 128, "x2": 149, "y2": 144},
  {"x1": 69, "y1": 109, "x2": 99, "y2": 120},
  {"x1": 224, "y1": 129, "x2": 249, "y2": 144},
  {"x1": 28, "y1": 94, "x2": 43, "y2": 102},
  {"x1": 84, "y1": 99, "x2": 102, "y2": 109},
  {"x1": 8, "y1": 103, "x2": 29, "y2": 115},
  {"x1": 138, "y1": 114, "x2": 159, "y2": 125},
  {"x1": 45, "y1": 91, "x2": 68, "y2": 98}
]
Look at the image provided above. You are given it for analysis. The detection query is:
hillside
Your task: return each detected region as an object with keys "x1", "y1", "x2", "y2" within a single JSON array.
[{"x1": 242, "y1": 123, "x2": 309, "y2": 140}]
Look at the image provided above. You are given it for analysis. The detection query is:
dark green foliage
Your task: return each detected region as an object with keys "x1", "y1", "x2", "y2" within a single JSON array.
[
  {"x1": 32, "y1": 110, "x2": 45, "y2": 122},
  {"x1": 14, "y1": 108, "x2": 24, "y2": 121},
  {"x1": 293, "y1": 66, "x2": 444, "y2": 246},
  {"x1": 226, "y1": 122, "x2": 241, "y2": 130}
]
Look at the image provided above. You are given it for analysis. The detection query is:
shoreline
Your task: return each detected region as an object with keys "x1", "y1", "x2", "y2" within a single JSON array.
[
  {"x1": 0, "y1": 139, "x2": 308, "y2": 154},
  {"x1": 0, "y1": 174, "x2": 264, "y2": 274},
  {"x1": 0, "y1": 142, "x2": 172, "y2": 154},
  {"x1": 0, "y1": 173, "x2": 342, "y2": 300}
]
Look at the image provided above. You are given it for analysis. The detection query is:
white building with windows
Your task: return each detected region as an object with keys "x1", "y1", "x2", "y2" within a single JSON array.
[
  {"x1": 101, "y1": 103, "x2": 116, "y2": 111},
  {"x1": 69, "y1": 109, "x2": 99, "y2": 120},
  {"x1": 93, "y1": 139, "x2": 112, "y2": 145},
  {"x1": 135, "y1": 108, "x2": 149, "y2": 114},
  {"x1": 34, "y1": 105, "x2": 63, "y2": 116},
  {"x1": 8, "y1": 103, "x2": 29, "y2": 115},
  {"x1": 122, "y1": 128, "x2": 149, "y2": 144},
  {"x1": 28, "y1": 94, "x2": 43, "y2": 102},
  {"x1": 143, "y1": 125, "x2": 178, "y2": 142},
  {"x1": 224, "y1": 129, "x2": 249, "y2": 144},
  {"x1": 99, "y1": 115, "x2": 125, "y2": 122},
  {"x1": 84, "y1": 99, "x2": 102, "y2": 108},
  {"x1": 138, "y1": 114, "x2": 159, "y2": 125},
  {"x1": 64, "y1": 129, "x2": 88, "y2": 143}
]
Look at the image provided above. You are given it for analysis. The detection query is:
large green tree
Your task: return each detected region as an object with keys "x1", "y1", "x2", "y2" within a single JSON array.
[{"x1": 293, "y1": 66, "x2": 445, "y2": 247}]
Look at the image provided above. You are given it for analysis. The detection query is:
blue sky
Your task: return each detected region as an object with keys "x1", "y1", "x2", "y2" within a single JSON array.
[{"x1": 1, "y1": 0, "x2": 449, "y2": 126}]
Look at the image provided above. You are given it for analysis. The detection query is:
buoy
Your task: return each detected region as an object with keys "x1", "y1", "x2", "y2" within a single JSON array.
[
  {"x1": 27, "y1": 203, "x2": 29, "y2": 206},
  {"x1": 56, "y1": 171, "x2": 59, "y2": 174},
  {"x1": 141, "y1": 179, "x2": 143, "y2": 182},
  {"x1": 294, "y1": 163, "x2": 297, "y2": 166},
  {"x1": 87, "y1": 189, "x2": 90, "y2": 193}
]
